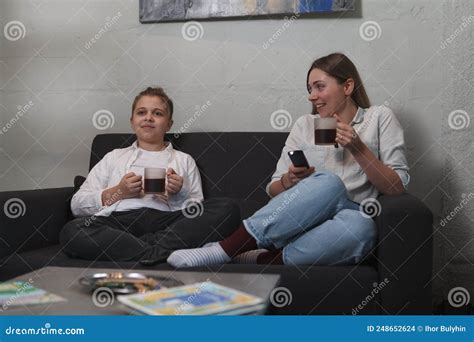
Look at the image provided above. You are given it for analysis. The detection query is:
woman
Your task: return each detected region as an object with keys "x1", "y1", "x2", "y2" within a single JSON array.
[
  {"x1": 60, "y1": 87, "x2": 239, "y2": 264},
  {"x1": 168, "y1": 53, "x2": 409, "y2": 267}
]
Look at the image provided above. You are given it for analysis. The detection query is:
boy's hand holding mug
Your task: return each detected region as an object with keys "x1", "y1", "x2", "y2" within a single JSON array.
[{"x1": 166, "y1": 168, "x2": 183, "y2": 195}]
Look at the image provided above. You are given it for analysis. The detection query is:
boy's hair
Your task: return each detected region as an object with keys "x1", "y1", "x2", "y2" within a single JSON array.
[{"x1": 131, "y1": 87, "x2": 174, "y2": 119}]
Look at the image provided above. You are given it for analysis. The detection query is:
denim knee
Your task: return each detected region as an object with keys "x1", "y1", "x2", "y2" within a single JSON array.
[
  {"x1": 319, "y1": 171, "x2": 344, "y2": 187},
  {"x1": 338, "y1": 209, "x2": 377, "y2": 258},
  {"x1": 282, "y1": 209, "x2": 377, "y2": 265},
  {"x1": 303, "y1": 171, "x2": 347, "y2": 197}
]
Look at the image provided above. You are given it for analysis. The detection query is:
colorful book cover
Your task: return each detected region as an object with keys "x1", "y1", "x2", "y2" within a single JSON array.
[
  {"x1": 117, "y1": 281, "x2": 264, "y2": 315},
  {"x1": 0, "y1": 281, "x2": 66, "y2": 308}
]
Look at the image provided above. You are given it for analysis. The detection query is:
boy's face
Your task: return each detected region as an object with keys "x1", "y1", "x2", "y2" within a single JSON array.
[{"x1": 131, "y1": 95, "x2": 173, "y2": 145}]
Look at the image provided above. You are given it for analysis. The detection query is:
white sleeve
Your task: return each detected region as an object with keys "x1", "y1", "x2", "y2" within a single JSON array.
[
  {"x1": 378, "y1": 107, "x2": 410, "y2": 189},
  {"x1": 168, "y1": 155, "x2": 204, "y2": 207},
  {"x1": 70, "y1": 151, "x2": 114, "y2": 217},
  {"x1": 265, "y1": 119, "x2": 304, "y2": 196}
]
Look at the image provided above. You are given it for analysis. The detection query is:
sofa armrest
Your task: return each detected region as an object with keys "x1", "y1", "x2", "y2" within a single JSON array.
[
  {"x1": 0, "y1": 187, "x2": 74, "y2": 259},
  {"x1": 374, "y1": 193, "x2": 433, "y2": 314}
]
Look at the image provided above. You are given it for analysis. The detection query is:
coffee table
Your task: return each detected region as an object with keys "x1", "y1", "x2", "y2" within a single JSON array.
[{"x1": 0, "y1": 266, "x2": 280, "y2": 315}]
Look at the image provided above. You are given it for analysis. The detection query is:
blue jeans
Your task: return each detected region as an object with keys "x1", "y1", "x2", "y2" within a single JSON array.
[{"x1": 243, "y1": 172, "x2": 376, "y2": 265}]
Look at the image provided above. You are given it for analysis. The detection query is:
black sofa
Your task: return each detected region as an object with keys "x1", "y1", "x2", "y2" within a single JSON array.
[{"x1": 0, "y1": 133, "x2": 433, "y2": 314}]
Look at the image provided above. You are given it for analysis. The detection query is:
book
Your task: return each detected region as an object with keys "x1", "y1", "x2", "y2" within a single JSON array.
[
  {"x1": 0, "y1": 281, "x2": 66, "y2": 308},
  {"x1": 117, "y1": 281, "x2": 265, "y2": 315}
]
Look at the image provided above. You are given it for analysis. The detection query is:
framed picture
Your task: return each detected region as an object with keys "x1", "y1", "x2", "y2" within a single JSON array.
[{"x1": 139, "y1": 0, "x2": 355, "y2": 23}]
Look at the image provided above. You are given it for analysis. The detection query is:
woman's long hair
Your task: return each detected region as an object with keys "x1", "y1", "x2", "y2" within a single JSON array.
[{"x1": 307, "y1": 53, "x2": 370, "y2": 114}]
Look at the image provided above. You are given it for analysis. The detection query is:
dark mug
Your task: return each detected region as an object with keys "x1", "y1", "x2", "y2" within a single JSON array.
[
  {"x1": 314, "y1": 117, "x2": 337, "y2": 145},
  {"x1": 144, "y1": 168, "x2": 166, "y2": 194}
]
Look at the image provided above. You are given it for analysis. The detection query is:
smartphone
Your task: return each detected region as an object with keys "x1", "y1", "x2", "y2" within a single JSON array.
[{"x1": 288, "y1": 150, "x2": 310, "y2": 168}]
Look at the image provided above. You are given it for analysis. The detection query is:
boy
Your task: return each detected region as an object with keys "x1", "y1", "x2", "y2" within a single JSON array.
[{"x1": 60, "y1": 87, "x2": 239, "y2": 264}]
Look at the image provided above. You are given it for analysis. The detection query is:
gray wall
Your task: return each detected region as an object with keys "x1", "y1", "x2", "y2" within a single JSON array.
[{"x1": 1, "y1": 0, "x2": 473, "y2": 303}]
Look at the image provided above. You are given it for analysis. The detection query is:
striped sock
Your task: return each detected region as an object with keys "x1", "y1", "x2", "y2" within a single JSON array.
[{"x1": 167, "y1": 244, "x2": 231, "y2": 268}]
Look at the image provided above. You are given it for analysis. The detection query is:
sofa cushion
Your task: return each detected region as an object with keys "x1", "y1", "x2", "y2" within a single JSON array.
[
  {"x1": 0, "y1": 187, "x2": 74, "y2": 259},
  {"x1": 234, "y1": 199, "x2": 266, "y2": 219},
  {"x1": 74, "y1": 175, "x2": 86, "y2": 191}
]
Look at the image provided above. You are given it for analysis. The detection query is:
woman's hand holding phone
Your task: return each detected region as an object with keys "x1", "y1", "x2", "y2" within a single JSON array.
[
  {"x1": 285, "y1": 164, "x2": 315, "y2": 187},
  {"x1": 282, "y1": 151, "x2": 315, "y2": 188},
  {"x1": 270, "y1": 150, "x2": 315, "y2": 196}
]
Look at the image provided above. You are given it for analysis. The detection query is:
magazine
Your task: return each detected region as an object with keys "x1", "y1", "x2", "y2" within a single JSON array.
[
  {"x1": 0, "y1": 281, "x2": 66, "y2": 308},
  {"x1": 118, "y1": 281, "x2": 265, "y2": 315}
]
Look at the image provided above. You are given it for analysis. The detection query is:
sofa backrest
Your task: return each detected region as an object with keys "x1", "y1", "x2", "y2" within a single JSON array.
[{"x1": 90, "y1": 133, "x2": 288, "y2": 202}]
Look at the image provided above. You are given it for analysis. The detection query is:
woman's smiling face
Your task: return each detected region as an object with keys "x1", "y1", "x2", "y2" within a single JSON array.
[{"x1": 307, "y1": 68, "x2": 351, "y2": 118}]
